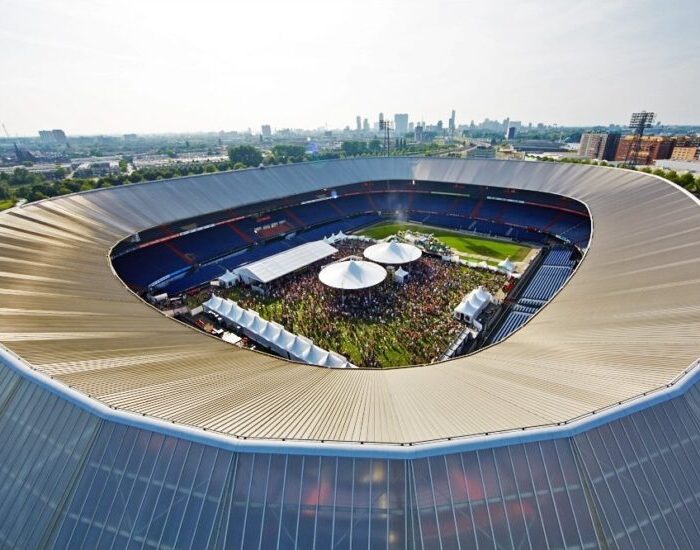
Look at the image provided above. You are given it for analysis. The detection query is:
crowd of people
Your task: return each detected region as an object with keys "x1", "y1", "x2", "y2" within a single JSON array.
[{"x1": 226, "y1": 240, "x2": 507, "y2": 368}]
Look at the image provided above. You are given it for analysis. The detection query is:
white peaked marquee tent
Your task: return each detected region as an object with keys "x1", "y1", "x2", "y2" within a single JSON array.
[
  {"x1": 318, "y1": 260, "x2": 387, "y2": 290},
  {"x1": 453, "y1": 286, "x2": 493, "y2": 325},
  {"x1": 363, "y1": 241, "x2": 422, "y2": 265},
  {"x1": 498, "y1": 257, "x2": 515, "y2": 274},
  {"x1": 215, "y1": 270, "x2": 239, "y2": 288},
  {"x1": 203, "y1": 295, "x2": 355, "y2": 368}
]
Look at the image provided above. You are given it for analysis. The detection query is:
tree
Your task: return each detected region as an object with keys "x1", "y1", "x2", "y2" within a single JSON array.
[
  {"x1": 227, "y1": 145, "x2": 262, "y2": 167},
  {"x1": 0, "y1": 182, "x2": 10, "y2": 200},
  {"x1": 677, "y1": 172, "x2": 695, "y2": 190},
  {"x1": 664, "y1": 170, "x2": 679, "y2": 183},
  {"x1": 271, "y1": 144, "x2": 306, "y2": 164},
  {"x1": 341, "y1": 141, "x2": 367, "y2": 157}
]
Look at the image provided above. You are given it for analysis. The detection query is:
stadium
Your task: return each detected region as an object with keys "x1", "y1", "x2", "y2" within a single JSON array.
[{"x1": 0, "y1": 157, "x2": 699, "y2": 548}]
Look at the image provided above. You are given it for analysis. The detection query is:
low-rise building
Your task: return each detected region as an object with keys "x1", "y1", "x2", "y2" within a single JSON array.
[
  {"x1": 73, "y1": 161, "x2": 120, "y2": 178},
  {"x1": 671, "y1": 146, "x2": 698, "y2": 161},
  {"x1": 465, "y1": 145, "x2": 495, "y2": 159},
  {"x1": 614, "y1": 135, "x2": 675, "y2": 165}
]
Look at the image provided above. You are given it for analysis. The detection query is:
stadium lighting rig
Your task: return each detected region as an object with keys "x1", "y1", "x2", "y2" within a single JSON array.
[
  {"x1": 379, "y1": 118, "x2": 393, "y2": 156},
  {"x1": 624, "y1": 110, "x2": 656, "y2": 166}
]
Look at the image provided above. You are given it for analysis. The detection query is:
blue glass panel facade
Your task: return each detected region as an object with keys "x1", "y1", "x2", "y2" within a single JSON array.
[
  {"x1": 2, "y1": 357, "x2": 700, "y2": 549},
  {"x1": 574, "y1": 387, "x2": 700, "y2": 550},
  {"x1": 0, "y1": 377, "x2": 100, "y2": 549}
]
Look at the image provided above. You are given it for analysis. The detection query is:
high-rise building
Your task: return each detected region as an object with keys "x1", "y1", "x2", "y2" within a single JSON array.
[
  {"x1": 394, "y1": 113, "x2": 409, "y2": 136},
  {"x1": 448, "y1": 110, "x2": 456, "y2": 134},
  {"x1": 615, "y1": 135, "x2": 675, "y2": 165},
  {"x1": 579, "y1": 132, "x2": 621, "y2": 161},
  {"x1": 38, "y1": 129, "x2": 67, "y2": 144},
  {"x1": 362, "y1": 118, "x2": 369, "y2": 132},
  {"x1": 415, "y1": 123, "x2": 424, "y2": 143},
  {"x1": 505, "y1": 126, "x2": 516, "y2": 140},
  {"x1": 52, "y1": 129, "x2": 67, "y2": 144},
  {"x1": 261, "y1": 125, "x2": 272, "y2": 138},
  {"x1": 669, "y1": 136, "x2": 700, "y2": 160},
  {"x1": 355, "y1": 116, "x2": 361, "y2": 132}
]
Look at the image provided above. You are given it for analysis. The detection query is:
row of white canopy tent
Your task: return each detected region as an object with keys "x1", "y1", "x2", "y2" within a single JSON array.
[
  {"x1": 203, "y1": 295, "x2": 356, "y2": 368},
  {"x1": 323, "y1": 231, "x2": 373, "y2": 244}
]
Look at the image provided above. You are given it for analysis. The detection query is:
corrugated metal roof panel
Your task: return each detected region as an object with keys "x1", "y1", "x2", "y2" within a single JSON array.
[{"x1": 0, "y1": 158, "x2": 697, "y2": 445}]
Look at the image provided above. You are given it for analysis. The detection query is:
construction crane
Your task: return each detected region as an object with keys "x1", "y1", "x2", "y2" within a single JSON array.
[{"x1": 2, "y1": 122, "x2": 36, "y2": 163}]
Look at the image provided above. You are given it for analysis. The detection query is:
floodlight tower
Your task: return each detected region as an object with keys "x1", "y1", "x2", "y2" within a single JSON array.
[
  {"x1": 379, "y1": 118, "x2": 393, "y2": 156},
  {"x1": 625, "y1": 111, "x2": 655, "y2": 166}
]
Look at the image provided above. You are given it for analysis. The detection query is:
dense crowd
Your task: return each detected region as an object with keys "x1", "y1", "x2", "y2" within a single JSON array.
[{"x1": 227, "y1": 241, "x2": 507, "y2": 368}]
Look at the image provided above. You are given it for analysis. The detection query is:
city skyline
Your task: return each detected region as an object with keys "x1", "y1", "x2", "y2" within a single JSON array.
[{"x1": 1, "y1": 0, "x2": 699, "y2": 135}]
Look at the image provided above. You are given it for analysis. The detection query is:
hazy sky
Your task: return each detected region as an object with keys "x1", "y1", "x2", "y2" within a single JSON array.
[{"x1": 1, "y1": 0, "x2": 698, "y2": 135}]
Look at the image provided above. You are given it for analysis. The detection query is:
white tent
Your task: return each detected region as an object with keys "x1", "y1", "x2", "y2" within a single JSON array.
[
  {"x1": 498, "y1": 257, "x2": 515, "y2": 274},
  {"x1": 363, "y1": 241, "x2": 422, "y2": 265},
  {"x1": 394, "y1": 266, "x2": 409, "y2": 284},
  {"x1": 272, "y1": 328, "x2": 297, "y2": 356},
  {"x1": 318, "y1": 260, "x2": 387, "y2": 290},
  {"x1": 324, "y1": 230, "x2": 351, "y2": 244},
  {"x1": 221, "y1": 332, "x2": 242, "y2": 345},
  {"x1": 216, "y1": 270, "x2": 239, "y2": 288},
  {"x1": 288, "y1": 335, "x2": 314, "y2": 360},
  {"x1": 202, "y1": 295, "x2": 356, "y2": 368},
  {"x1": 453, "y1": 286, "x2": 493, "y2": 325},
  {"x1": 235, "y1": 240, "x2": 337, "y2": 284},
  {"x1": 442, "y1": 254, "x2": 461, "y2": 264},
  {"x1": 261, "y1": 321, "x2": 283, "y2": 344},
  {"x1": 323, "y1": 352, "x2": 354, "y2": 368}
]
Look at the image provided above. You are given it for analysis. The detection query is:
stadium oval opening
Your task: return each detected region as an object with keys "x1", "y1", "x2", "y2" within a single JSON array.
[{"x1": 110, "y1": 180, "x2": 590, "y2": 369}]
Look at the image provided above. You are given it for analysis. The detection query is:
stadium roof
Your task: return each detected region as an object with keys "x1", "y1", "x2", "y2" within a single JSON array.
[
  {"x1": 0, "y1": 158, "x2": 699, "y2": 448},
  {"x1": 234, "y1": 240, "x2": 337, "y2": 284}
]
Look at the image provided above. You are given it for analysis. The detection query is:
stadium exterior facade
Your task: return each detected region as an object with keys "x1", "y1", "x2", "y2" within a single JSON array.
[{"x1": 0, "y1": 158, "x2": 699, "y2": 548}]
